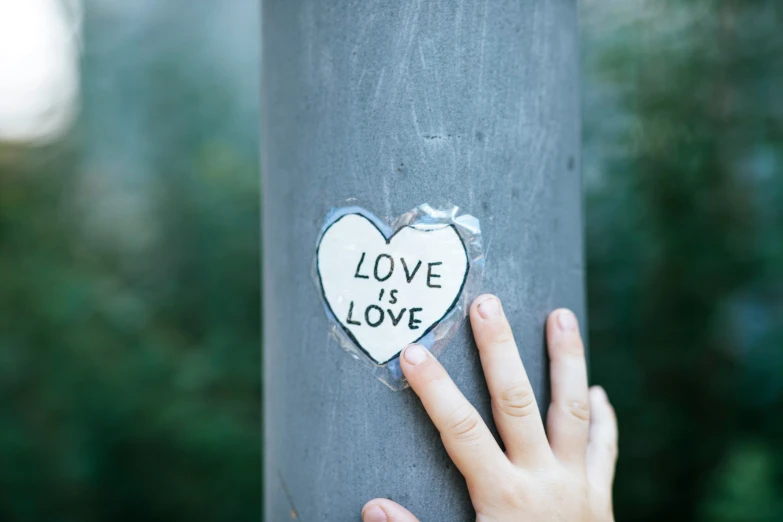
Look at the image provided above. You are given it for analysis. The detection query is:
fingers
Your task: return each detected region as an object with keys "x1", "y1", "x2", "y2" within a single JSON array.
[
  {"x1": 586, "y1": 386, "x2": 618, "y2": 493},
  {"x1": 469, "y1": 295, "x2": 552, "y2": 467},
  {"x1": 400, "y1": 344, "x2": 511, "y2": 486},
  {"x1": 362, "y1": 499, "x2": 420, "y2": 522},
  {"x1": 545, "y1": 309, "x2": 590, "y2": 468}
]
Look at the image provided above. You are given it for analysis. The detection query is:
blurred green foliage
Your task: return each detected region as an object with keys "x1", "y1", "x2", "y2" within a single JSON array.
[
  {"x1": 583, "y1": 1, "x2": 783, "y2": 520},
  {"x1": 0, "y1": 0, "x2": 781, "y2": 521},
  {"x1": 0, "y1": 1, "x2": 260, "y2": 520}
]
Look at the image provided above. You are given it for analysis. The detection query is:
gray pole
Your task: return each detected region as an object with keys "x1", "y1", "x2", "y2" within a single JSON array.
[{"x1": 261, "y1": 1, "x2": 582, "y2": 520}]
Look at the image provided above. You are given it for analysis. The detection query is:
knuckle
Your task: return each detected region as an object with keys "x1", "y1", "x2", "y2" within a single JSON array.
[
  {"x1": 497, "y1": 384, "x2": 537, "y2": 418},
  {"x1": 568, "y1": 342, "x2": 586, "y2": 357},
  {"x1": 424, "y1": 372, "x2": 446, "y2": 388},
  {"x1": 562, "y1": 399, "x2": 591, "y2": 422},
  {"x1": 554, "y1": 340, "x2": 585, "y2": 358},
  {"x1": 490, "y1": 329, "x2": 516, "y2": 347},
  {"x1": 495, "y1": 481, "x2": 526, "y2": 509},
  {"x1": 446, "y1": 404, "x2": 483, "y2": 442}
]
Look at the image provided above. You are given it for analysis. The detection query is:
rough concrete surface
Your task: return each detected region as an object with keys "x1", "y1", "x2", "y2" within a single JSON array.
[{"x1": 262, "y1": 1, "x2": 582, "y2": 519}]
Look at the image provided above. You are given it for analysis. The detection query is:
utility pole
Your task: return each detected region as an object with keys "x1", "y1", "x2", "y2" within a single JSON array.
[{"x1": 261, "y1": 1, "x2": 582, "y2": 520}]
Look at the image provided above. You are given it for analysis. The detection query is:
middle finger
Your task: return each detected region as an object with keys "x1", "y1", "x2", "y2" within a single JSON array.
[{"x1": 470, "y1": 295, "x2": 552, "y2": 468}]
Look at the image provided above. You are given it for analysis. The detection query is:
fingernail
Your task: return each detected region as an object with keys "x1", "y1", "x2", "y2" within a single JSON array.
[
  {"x1": 478, "y1": 297, "x2": 501, "y2": 319},
  {"x1": 362, "y1": 505, "x2": 387, "y2": 522},
  {"x1": 557, "y1": 309, "x2": 578, "y2": 332},
  {"x1": 403, "y1": 344, "x2": 428, "y2": 365}
]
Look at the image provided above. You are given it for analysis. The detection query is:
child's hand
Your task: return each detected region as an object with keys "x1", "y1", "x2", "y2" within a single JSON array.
[{"x1": 362, "y1": 295, "x2": 618, "y2": 522}]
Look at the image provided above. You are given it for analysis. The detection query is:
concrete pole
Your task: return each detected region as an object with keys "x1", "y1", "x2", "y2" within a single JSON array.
[{"x1": 261, "y1": 1, "x2": 582, "y2": 520}]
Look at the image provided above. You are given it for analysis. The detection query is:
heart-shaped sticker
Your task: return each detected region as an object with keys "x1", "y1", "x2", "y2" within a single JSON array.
[{"x1": 317, "y1": 212, "x2": 470, "y2": 364}]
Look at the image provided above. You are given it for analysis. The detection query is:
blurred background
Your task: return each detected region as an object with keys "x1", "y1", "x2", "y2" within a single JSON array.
[
  {"x1": 0, "y1": 0, "x2": 780, "y2": 521},
  {"x1": 0, "y1": 0, "x2": 261, "y2": 520}
]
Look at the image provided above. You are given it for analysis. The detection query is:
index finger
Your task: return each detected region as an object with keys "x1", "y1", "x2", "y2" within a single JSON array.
[{"x1": 400, "y1": 344, "x2": 511, "y2": 487}]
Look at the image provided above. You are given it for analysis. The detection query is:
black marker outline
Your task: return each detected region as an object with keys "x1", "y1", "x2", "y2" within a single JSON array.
[{"x1": 316, "y1": 211, "x2": 470, "y2": 365}]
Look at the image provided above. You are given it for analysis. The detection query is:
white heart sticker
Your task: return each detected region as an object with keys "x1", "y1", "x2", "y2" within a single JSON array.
[{"x1": 317, "y1": 213, "x2": 470, "y2": 364}]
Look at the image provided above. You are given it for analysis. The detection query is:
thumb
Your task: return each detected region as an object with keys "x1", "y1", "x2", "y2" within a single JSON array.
[{"x1": 362, "y1": 499, "x2": 420, "y2": 522}]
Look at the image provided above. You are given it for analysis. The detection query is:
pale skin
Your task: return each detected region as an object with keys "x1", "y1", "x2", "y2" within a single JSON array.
[{"x1": 361, "y1": 294, "x2": 618, "y2": 522}]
